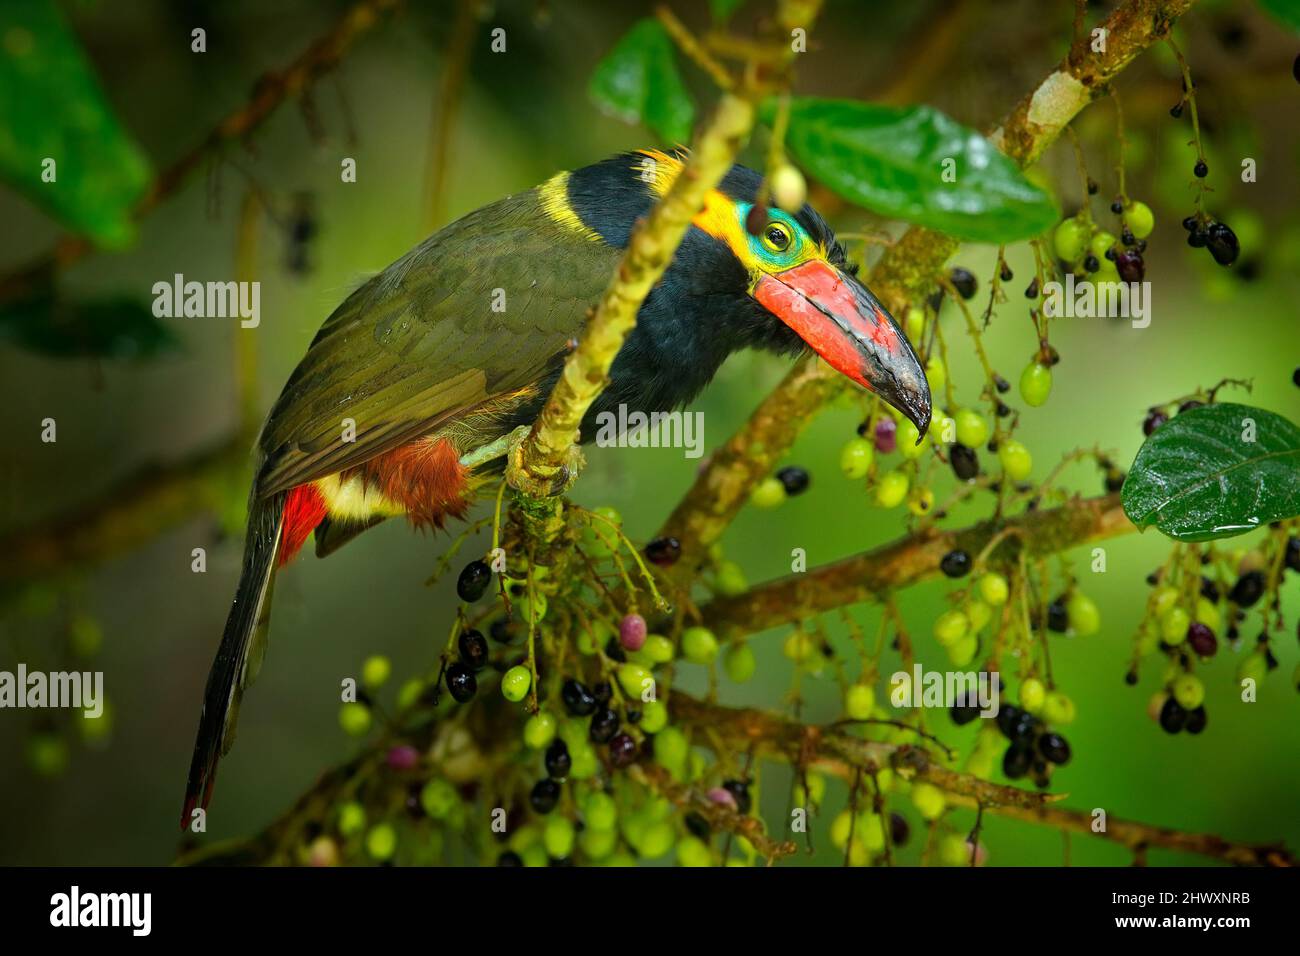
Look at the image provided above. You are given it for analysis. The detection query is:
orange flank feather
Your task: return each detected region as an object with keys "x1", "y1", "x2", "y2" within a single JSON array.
[{"x1": 363, "y1": 436, "x2": 470, "y2": 530}]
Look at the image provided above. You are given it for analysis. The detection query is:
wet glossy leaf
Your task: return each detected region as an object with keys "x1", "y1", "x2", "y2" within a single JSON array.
[
  {"x1": 0, "y1": 0, "x2": 152, "y2": 246},
  {"x1": 767, "y1": 98, "x2": 1059, "y2": 243},
  {"x1": 589, "y1": 18, "x2": 694, "y2": 145},
  {"x1": 1122, "y1": 403, "x2": 1300, "y2": 542}
]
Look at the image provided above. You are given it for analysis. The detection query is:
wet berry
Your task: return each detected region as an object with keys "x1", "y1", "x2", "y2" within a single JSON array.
[
  {"x1": 950, "y1": 267, "x2": 978, "y2": 300},
  {"x1": 589, "y1": 708, "x2": 620, "y2": 744},
  {"x1": 777, "y1": 465, "x2": 811, "y2": 496},
  {"x1": 645, "y1": 536, "x2": 681, "y2": 566},
  {"x1": 619, "y1": 613, "x2": 647, "y2": 652},
  {"x1": 457, "y1": 560, "x2": 492, "y2": 602},
  {"x1": 530, "y1": 778, "x2": 560, "y2": 813},
  {"x1": 1170, "y1": 102, "x2": 1184, "y2": 118},
  {"x1": 874, "y1": 417, "x2": 897, "y2": 454},
  {"x1": 1229, "y1": 570, "x2": 1265, "y2": 607},
  {"x1": 608, "y1": 733, "x2": 638, "y2": 767},
  {"x1": 561, "y1": 679, "x2": 597, "y2": 716},
  {"x1": 1194, "y1": 159, "x2": 1208, "y2": 178},
  {"x1": 1003, "y1": 744, "x2": 1032, "y2": 779},
  {"x1": 1185, "y1": 706, "x2": 1208, "y2": 735},
  {"x1": 940, "y1": 549, "x2": 972, "y2": 578},
  {"x1": 993, "y1": 373, "x2": 1010, "y2": 393},
  {"x1": 1024, "y1": 278, "x2": 1039, "y2": 299},
  {"x1": 1206, "y1": 221, "x2": 1239, "y2": 265},
  {"x1": 458, "y1": 630, "x2": 489, "y2": 671},
  {"x1": 1083, "y1": 254, "x2": 1099, "y2": 273},
  {"x1": 1115, "y1": 250, "x2": 1145, "y2": 283},
  {"x1": 1000, "y1": 263, "x2": 1013, "y2": 282},
  {"x1": 592, "y1": 681, "x2": 613, "y2": 705},
  {"x1": 722, "y1": 779, "x2": 752, "y2": 814},
  {"x1": 950, "y1": 443, "x2": 979, "y2": 480},
  {"x1": 545, "y1": 740, "x2": 571, "y2": 779},
  {"x1": 445, "y1": 662, "x2": 477, "y2": 702},
  {"x1": 1038, "y1": 732, "x2": 1071, "y2": 765},
  {"x1": 1110, "y1": 199, "x2": 1123, "y2": 215}
]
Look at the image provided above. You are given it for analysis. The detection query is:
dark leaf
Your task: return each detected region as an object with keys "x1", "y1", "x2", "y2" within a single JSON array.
[{"x1": 0, "y1": 292, "x2": 178, "y2": 359}]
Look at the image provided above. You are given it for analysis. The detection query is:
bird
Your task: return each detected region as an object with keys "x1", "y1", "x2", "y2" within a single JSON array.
[{"x1": 181, "y1": 148, "x2": 931, "y2": 825}]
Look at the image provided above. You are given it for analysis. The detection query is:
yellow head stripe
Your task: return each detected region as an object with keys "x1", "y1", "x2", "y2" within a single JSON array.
[{"x1": 538, "y1": 172, "x2": 603, "y2": 243}]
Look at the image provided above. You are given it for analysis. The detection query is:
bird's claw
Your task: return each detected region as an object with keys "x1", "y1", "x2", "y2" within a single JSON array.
[{"x1": 504, "y1": 426, "x2": 585, "y2": 498}]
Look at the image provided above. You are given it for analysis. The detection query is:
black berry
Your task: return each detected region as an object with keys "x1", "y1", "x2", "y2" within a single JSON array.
[
  {"x1": 1003, "y1": 744, "x2": 1032, "y2": 779},
  {"x1": 950, "y1": 701, "x2": 980, "y2": 725},
  {"x1": 950, "y1": 267, "x2": 978, "y2": 300},
  {"x1": 458, "y1": 630, "x2": 489, "y2": 671},
  {"x1": 1185, "y1": 706, "x2": 1208, "y2": 735},
  {"x1": 1205, "y1": 221, "x2": 1239, "y2": 265},
  {"x1": 1193, "y1": 160, "x2": 1208, "y2": 178},
  {"x1": 1187, "y1": 622, "x2": 1218, "y2": 657},
  {"x1": 722, "y1": 779, "x2": 752, "y2": 814},
  {"x1": 1116, "y1": 250, "x2": 1145, "y2": 283},
  {"x1": 561, "y1": 679, "x2": 597, "y2": 716},
  {"x1": 950, "y1": 443, "x2": 980, "y2": 481},
  {"x1": 490, "y1": 616, "x2": 521, "y2": 644},
  {"x1": 1046, "y1": 599, "x2": 1069, "y2": 633},
  {"x1": 1110, "y1": 199, "x2": 1124, "y2": 214},
  {"x1": 1285, "y1": 538, "x2": 1300, "y2": 574},
  {"x1": 684, "y1": 812, "x2": 711, "y2": 839},
  {"x1": 497, "y1": 850, "x2": 523, "y2": 866},
  {"x1": 889, "y1": 811, "x2": 910, "y2": 846},
  {"x1": 1170, "y1": 102, "x2": 1184, "y2": 118},
  {"x1": 544, "y1": 740, "x2": 571, "y2": 779},
  {"x1": 1229, "y1": 570, "x2": 1265, "y2": 608},
  {"x1": 1038, "y1": 732, "x2": 1072, "y2": 765},
  {"x1": 456, "y1": 560, "x2": 492, "y2": 602},
  {"x1": 1083, "y1": 254, "x2": 1099, "y2": 273},
  {"x1": 1000, "y1": 263, "x2": 1013, "y2": 282},
  {"x1": 1143, "y1": 410, "x2": 1168, "y2": 435},
  {"x1": 645, "y1": 536, "x2": 682, "y2": 566},
  {"x1": 776, "y1": 466, "x2": 811, "y2": 496},
  {"x1": 940, "y1": 549, "x2": 972, "y2": 578},
  {"x1": 445, "y1": 662, "x2": 477, "y2": 702},
  {"x1": 1025, "y1": 278, "x2": 1039, "y2": 299},
  {"x1": 608, "y1": 733, "x2": 639, "y2": 767},
  {"x1": 589, "y1": 708, "x2": 620, "y2": 744},
  {"x1": 529, "y1": 778, "x2": 560, "y2": 813},
  {"x1": 1159, "y1": 696, "x2": 1187, "y2": 734}
]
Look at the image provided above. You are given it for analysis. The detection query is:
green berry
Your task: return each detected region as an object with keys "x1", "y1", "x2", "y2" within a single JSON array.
[
  {"x1": 998, "y1": 440, "x2": 1033, "y2": 481},
  {"x1": 396, "y1": 678, "x2": 424, "y2": 710},
  {"x1": 1020, "y1": 677, "x2": 1046, "y2": 714},
  {"x1": 897, "y1": 419, "x2": 927, "y2": 459},
  {"x1": 948, "y1": 633, "x2": 977, "y2": 666},
  {"x1": 338, "y1": 702, "x2": 372, "y2": 737},
  {"x1": 911, "y1": 782, "x2": 946, "y2": 821},
  {"x1": 638, "y1": 820, "x2": 676, "y2": 859},
  {"x1": 501, "y1": 665, "x2": 532, "y2": 702},
  {"x1": 840, "y1": 437, "x2": 875, "y2": 479},
  {"x1": 844, "y1": 683, "x2": 876, "y2": 720},
  {"x1": 1238, "y1": 652, "x2": 1268, "y2": 686},
  {"x1": 723, "y1": 642, "x2": 757, "y2": 682},
  {"x1": 338, "y1": 801, "x2": 366, "y2": 836},
  {"x1": 875, "y1": 470, "x2": 910, "y2": 508},
  {"x1": 642, "y1": 634, "x2": 675, "y2": 663},
  {"x1": 1053, "y1": 217, "x2": 1088, "y2": 261},
  {"x1": 1042, "y1": 690, "x2": 1076, "y2": 725},
  {"x1": 639, "y1": 698, "x2": 669, "y2": 734},
  {"x1": 907, "y1": 487, "x2": 935, "y2": 517},
  {"x1": 1160, "y1": 607, "x2": 1191, "y2": 645},
  {"x1": 580, "y1": 826, "x2": 618, "y2": 860},
  {"x1": 617, "y1": 662, "x2": 653, "y2": 698},
  {"x1": 966, "y1": 599, "x2": 991, "y2": 632},
  {"x1": 793, "y1": 772, "x2": 827, "y2": 807},
  {"x1": 829, "y1": 809, "x2": 854, "y2": 849},
  {"x1": 69, "y1": 613, "x2": 103, "y2": 658},
  {"x1": 979, "y1": 573, "x2": 1010, "y2": 606},
  {"x1": 584, "y1": 791, "x2": 618, "y2": 831},
  {"x1": 365, "y1": 823, "x2": 397, "y2": 861},
  {"x1": 933, "y1": 609, "x2": 969, "y2": 647},
  {"x1": 1019, "y1": 362, "x2": 1053, "y2": 407},
  {"x1": 714, "y1": 560, "x2": 748, "y2": 597},
  {"x1": 1126, "y1": 200, "x2": 1155, "y2": 240},
  {"x1": 925, "y1": 355, "x2": 947, "y2": 394},
  {"x1": 681, "y1": 626, "x2": 720, "y2": 665},
  {"x1": 1172, "y1": 673, "x2": 1205, "y2": 710},
  {"x1": 677, "y1": 835, "x2": 712, "y2": 867},
  {"x1": 361, "y1": 655, "x2": 391, "y2": 689},
  {"x1": 782, "y1": 630, "x2": 815, "y2": 664},
  {"x1": 1090, "y1": 230, "x2": 1117, "y2": 261},
  {"x1": 954, "y1": 408, "x2": 990, "y2": 449},
  {"x1": 751, "y1": 476, "x2": 787, "y2": 508},
  {"x1": 542, "y1": 816, "x2": 576, "y2": 859},
  {"x1": 1194, "y1": 597, "x2": 1221, "y2": 632},
  {"x1": 26, "y1": 733, "x2": 69, "y2": 777},
  {"x1": 654, "y1": 726, "x2": 689, "y2": 773},
  {"x1": 904, "y1": 307, "x2": 925, "y2": 343},
  {"x1": 1066, "y1": 592, "x2": 1101, "y2": 636},
  {"x1": 523, "y1": 711, "x2": 558, "y2": 749},
  {"x1": 420, "y1": 778, "x2": 458, "y2": 819}
]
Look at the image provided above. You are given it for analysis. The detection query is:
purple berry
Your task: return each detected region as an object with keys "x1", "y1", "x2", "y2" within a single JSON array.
[
  {"x1": 619, "y1": 613, "x2": 647, "y2": 652},
  {"x1": 1187, "y1": 622, "x2": 1218, "y2": 658},
  {"x1": 608, "y1": 733, "x2": 639, "y2": 768},
  {"x1": 1115, "y1": 250, "x2": 1145, "y2": 283},
  {"x1": 874, "y1": 417, "x2": 897, "y2": 454},
  {"x1": 387, "y1": 744, "x2": 419, "y2": 770}
]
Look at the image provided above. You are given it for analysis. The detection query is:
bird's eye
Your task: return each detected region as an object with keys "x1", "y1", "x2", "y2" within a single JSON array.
[{"x1": 763, "y1": 223, "x2": 791, "y2": 253}]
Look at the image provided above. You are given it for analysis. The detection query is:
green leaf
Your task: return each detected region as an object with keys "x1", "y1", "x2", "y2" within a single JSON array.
[
  {"x1": 1122, "y1": 403, "x2": 1300, "y2": 543},
  {"x1": 0, "y1": 0, "x2": 152, "y2": 247},
  {"x1": 709, "y1": 0, "x2": 747, "y2": 21},
  {"x1": 768, "y1": 98, "x2": 1059, "y2": 243},
  {"x1": 0, "y1": 292, "x2": 178, "y2": 359},
  {"x1": 1255, "y1": 0, "x2": 1300, "y2": 33},
  {"x1": 589, "y1": 19, "x2": 694, "y2": 145}
]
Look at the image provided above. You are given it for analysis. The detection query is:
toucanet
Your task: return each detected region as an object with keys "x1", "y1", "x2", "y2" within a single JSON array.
[{"x1": 181, "y1": 149, "x2": 931, "y2": 823}]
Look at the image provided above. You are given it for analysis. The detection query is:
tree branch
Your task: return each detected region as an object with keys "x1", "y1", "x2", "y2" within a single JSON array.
[{"x1": 698, "y1": 493, "x2": 1133, "y2": 640}]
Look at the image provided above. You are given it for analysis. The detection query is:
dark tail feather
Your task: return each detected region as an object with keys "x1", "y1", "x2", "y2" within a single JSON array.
[{"x1": 181, "y1": 493, "x2": 285, "y2": 829}]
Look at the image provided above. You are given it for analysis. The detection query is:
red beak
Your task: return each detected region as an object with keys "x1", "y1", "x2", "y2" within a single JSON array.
[{"x1": 754, "y1": 259, "x2": 932, "y2": 435}]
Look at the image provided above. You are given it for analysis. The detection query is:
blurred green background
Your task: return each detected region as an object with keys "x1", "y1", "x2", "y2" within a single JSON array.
[{"x1": 0, "y1": 0, "x2": 1296, "y2": 865}]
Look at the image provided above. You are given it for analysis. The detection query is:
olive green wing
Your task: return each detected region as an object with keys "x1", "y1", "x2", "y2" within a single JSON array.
[{"x1": 255, "y1": 189, "x2": 616, "y2": 497}]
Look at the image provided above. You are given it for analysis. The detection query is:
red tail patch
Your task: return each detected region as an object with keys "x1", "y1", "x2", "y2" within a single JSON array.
[{"x1": 280, "y1": 484, "x2": 328, "y2": 566}]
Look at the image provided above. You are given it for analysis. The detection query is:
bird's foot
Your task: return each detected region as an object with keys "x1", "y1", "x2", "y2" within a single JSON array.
[{"x1": 503, "y1": 425, "x2": 585, "y2": 498}]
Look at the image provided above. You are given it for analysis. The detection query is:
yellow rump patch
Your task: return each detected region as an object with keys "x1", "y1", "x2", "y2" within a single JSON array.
[{"x1": 538, "y1": 172, "x2": 603, "y2": 243}]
